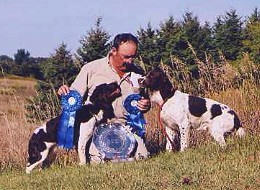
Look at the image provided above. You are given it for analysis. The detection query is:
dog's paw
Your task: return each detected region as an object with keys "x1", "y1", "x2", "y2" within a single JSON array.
[{"x1": 94, "y1": 110, "x2": 104, "y2": 122}]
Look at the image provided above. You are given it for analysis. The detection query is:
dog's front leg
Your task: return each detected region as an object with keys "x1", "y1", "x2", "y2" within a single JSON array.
[
  {"x1": 78, "y1": 117, "x2": 97, "y2": 165},
  {"x1": 78, "y1": 110, "x2": 104, "y2": 165}
]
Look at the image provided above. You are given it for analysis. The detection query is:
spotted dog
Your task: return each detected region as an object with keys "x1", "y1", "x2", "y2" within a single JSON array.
[
  {"x1": 26, "y1": 82, "x2": 121, "y2": 174},
  {"x1": 139, "y1": 67, "x2": 245, "y2": 151}
]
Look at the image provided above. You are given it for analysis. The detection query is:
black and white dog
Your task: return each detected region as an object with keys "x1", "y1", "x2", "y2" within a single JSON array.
[
  {"x1": 139, "y1": 67, "x2": 245, "y2": 152},
  {"x1": 26, "y1": 82, "x2": 121, "y2": 174}
]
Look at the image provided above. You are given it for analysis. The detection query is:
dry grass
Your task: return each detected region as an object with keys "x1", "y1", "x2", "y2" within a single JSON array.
[
  {"x1": 0, "y1": 53, "x2": 260, "y2": 172},
  {"x1": 0, "y1": 77, "x2": 37, "y2": 169}
]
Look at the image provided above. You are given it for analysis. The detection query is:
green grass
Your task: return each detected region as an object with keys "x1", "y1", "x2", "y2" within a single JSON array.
[{"x1": 0, "y1": 135, "x2": 259, "y2": 190}]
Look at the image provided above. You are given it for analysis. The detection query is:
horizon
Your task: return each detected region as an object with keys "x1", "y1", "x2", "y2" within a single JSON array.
[{"x1": 0, "y1": 0, "x2": 258, "y2": 58}]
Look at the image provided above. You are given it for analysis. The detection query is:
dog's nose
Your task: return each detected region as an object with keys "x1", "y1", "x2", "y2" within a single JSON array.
[{"x1": 138, "y1": 77, "x2": 145, "y2": 85}]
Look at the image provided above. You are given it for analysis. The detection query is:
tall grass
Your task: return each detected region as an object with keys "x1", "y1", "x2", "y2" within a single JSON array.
[
  {"x1": 0, "y1": 77, "x2": 36, "y2": 171},
  {"x1": 0, "y1": 53, "x2": 259, "y2": 189}
]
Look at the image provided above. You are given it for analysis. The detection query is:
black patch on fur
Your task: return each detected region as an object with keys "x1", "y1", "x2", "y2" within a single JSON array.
[
  {"x1": 123, "y1": 62, "x2": 145, "y2": 75},
  {"x1": 228, "y1": 110, "x2": 241, "y2": 130},
  {"x1": 210, "y1": 104, "x2": 222, "y2": 119},
  {"x1": 27, "y1": 116, "x2": 60, "y2": 165},
  {"x1": 142, "y1": 67, "x2": 176, "y2": 101},
  {"x1": 188, "y1": 96, "x2": 207, "y2": 117},
  {"x1": 27, "y1": 82, "x2": 121, "y2": 168}
]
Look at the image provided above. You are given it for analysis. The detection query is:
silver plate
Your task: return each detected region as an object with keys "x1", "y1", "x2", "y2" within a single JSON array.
[{"x1": 93, "y1": 122, "x2": 136, "y2": 160}]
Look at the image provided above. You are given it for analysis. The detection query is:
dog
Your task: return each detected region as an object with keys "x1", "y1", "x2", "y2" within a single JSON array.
[
  {"x1": 139, "y1": 67, "x2": 245, "y2": 152},
  {"x1": 26, "y1": 82, "x2": 121, "y2": 174}
]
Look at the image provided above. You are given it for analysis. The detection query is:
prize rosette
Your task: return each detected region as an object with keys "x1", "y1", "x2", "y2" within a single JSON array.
[
  {"x1": 57, "y1": 90, "x2": 82, "y2": 149},
  {"x1": 123, "y1": 94, "x2": 146, "y2": 137},
  {"x1": 93, "y1": 122, "x2": 136, "y2": 160}
]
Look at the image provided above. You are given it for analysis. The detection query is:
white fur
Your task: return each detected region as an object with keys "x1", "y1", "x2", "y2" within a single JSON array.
[
  {"x1": 26, "y1": 110, "x2": 104, "y2": 174},
  {"x1": 77, "y1": 110, "x2": 104, "y2": 165},
  {"x1": 152, "y1": 90, "x2": 245, "y2": 151}
]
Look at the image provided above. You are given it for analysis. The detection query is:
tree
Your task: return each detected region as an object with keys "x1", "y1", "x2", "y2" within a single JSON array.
[
  {"x1": 213, "y1": 9, "x2": 245, "y2": 60},
  {"x1": 77, "y1": 17, "x2": 111, "y2": 63},
  {"x1": 41, "y1": 43, "x2": 79, "y2": 88},
  {"x1": 243, "y1": 8, "x2": 260, "y2": 63},
  {"x1": 157, "y1": 15, "x2": 183, "y2": 65},
  {"x1": 26, "y1": 43, "x2": 79, "y2": 122},
  {"x1": 0, "y1": 55, "x2": 14, "y2": 75},
  {"x1": 137, "y1": 22, "x2": 161, "y2": 69},
  {"x1": 14, "y1": 49, "x2": 30, "y2": 65}
]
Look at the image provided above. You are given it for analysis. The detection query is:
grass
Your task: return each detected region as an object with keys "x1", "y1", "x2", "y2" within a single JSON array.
[
  {"x1": 0, "y1": 54, "x2": 260, "y2": 189},
  {"x1": 0, "y1": 136, "x2": 259, "y2": 190}
]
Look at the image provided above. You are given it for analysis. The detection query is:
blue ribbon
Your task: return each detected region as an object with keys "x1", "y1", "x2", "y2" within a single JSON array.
[
  {"x1": 123, "y1": 94, "x2": 146, "y2": 138},
  {"x1": 57, "y1": 90, "x2": 82, "y2": 149}
]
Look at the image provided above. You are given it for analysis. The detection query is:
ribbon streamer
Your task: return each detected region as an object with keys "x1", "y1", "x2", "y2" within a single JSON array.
[
  {"x1": 123, "y1": 94, "x2": 146, "y2": 137},
  {"x1": 57, "y1": 90, "x2": 82, "y2": 149}
]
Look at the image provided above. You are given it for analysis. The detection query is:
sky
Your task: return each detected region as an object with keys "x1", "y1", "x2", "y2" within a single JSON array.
[{"x1": 0, "y1": 0, "x2": 259, "y2": 58}]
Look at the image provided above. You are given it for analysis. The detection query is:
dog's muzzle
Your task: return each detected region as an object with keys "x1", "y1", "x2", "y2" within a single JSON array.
[{"x1": 138, "y1": 77, "x2": 146, "y2": 87}]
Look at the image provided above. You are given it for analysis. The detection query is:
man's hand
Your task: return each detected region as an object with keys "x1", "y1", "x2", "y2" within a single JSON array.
[
  {"x1": 57, "y1": 85, "x2": 70, "y2": 96},
  {"x1": 137, "y1": 97, "x2": 151, "y2": 113}
]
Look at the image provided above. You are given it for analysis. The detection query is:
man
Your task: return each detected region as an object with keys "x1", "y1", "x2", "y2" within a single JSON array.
[{"x1": 58, "y1": 33, "x2": 150, "y2": 163}]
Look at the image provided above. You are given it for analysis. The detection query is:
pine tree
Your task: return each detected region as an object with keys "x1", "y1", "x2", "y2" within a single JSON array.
[
  {"x1": 41, "y1": 43, "x2": 78, "y2": 88},
  {"x1": 243, "y1": 8, "x2": 260, "y2": 63},
  {"x1": 77, "y1": 17, "x2": 111, "y2": 63},
  {"x1": 137, "y1": 22, "x2": 161, "y2": 69},
  {"x1": 157, "y1": 16, "x2": 183, "y2": 65},
  {"x1": 14, "y1": 49, "x2": 30, "y2": 65},
  {"x1": 213, "y1": 9, "x2": 245, "y2": 61},
  {"x1": 26, "y1": 43, "x2": 79, "y2": 122}
]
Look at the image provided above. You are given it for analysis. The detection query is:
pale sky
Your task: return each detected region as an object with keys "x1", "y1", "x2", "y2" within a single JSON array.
[{"x1": 0, "y1": 0, "x2": 259, "y2": 57}]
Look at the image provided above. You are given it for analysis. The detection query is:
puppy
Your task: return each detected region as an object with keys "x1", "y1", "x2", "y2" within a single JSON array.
[
  {"x1": 139, "y1": 67, "x2": 245, "y2": 151},
  {"x1": 26, "y1": 82, "x2": 121, "y2": 174}
]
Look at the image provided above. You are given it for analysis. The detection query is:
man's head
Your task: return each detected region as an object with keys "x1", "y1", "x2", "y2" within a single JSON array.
[{"x1": 110, "y1": 33, "x2": 138, "y2": 75}]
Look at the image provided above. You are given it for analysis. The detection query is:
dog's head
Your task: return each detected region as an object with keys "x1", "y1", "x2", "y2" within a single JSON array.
[
  {"x1": 139, "y1": 67, "x2": 176, "y2": 102},
  {"x1": 139, "y1": 67, "x2": 169, "y2": 91},
  {"x1": 90, "y1": 82, "x2": 121, "y2": 108}
]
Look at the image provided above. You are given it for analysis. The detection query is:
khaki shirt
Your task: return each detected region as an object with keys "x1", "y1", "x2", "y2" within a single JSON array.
[{"x1": 71, "y1": 56, "x2": 141, "y2": 118}]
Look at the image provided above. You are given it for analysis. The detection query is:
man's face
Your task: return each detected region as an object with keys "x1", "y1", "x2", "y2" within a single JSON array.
[{"x1": 112, "y1": 41, "x2": 137, "y2": 71}]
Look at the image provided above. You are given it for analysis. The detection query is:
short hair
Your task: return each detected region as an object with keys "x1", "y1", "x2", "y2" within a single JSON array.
[{"x1": 112, "y1": 33, "x2": 138, "y2": 49}]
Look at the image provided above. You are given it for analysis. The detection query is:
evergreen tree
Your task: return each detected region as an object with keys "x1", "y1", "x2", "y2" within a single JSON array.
[
  {"x1": 26, "y1": 43, "x2": 79, "y2": 122},
  {"x1": 155, "y1": 12, "x2": 214, "y2": 69},
  {"x1": 41, "y1": 43, "x2": 78, "y2": 88},
  {"x1": 213, "y1": 9, "x2": 245, "y2": 61},
  {"x1": 77, "y1": 17, "x2": 111, "y2": 63},
  {"x1": 14, "y1": 49, "x2": 30, "y2": 65},
  {"x1": 137, "y1": 22, "x2": 161, "y2": 69},
  {"x1": 157, "y1": 16, "x2": 183, "y2": 65},
  {"x1": 182, "y1": 12, "x2": 215, "y2": 63},
  {"x1": 243, "y1": 8, "x2": 260, "y2": 63}
]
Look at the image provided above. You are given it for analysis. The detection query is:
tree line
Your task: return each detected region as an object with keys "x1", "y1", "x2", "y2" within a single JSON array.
[{"x1": 0, "y1": 9, "x2": 259, "y2": 122}]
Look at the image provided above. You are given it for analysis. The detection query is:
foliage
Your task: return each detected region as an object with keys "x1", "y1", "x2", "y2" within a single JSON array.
[
  {"x1": 77, "y1": 17, "x2": 111, "y2": 63},
  {"x1": 243, "y1": 8, "x2": 260, "y2": 64},
  {"x1": 0, "y1": 50, "x2": 45, "y2": 79},
  {"x1": 26, "y1": 43, "x2": 79, "y2": 122},
  {"x1": 14, "y1": 49, "x2": 30, "y2": 65},
  {"x1": 212, "y1": 9, "x2": 245, "y2": 61},
  {"x1": 0, "y1": 55, "x2": 14, "y2": 76},
  {"x1": 41, "y1": 43, "x2": 79, "y2": 88},
  {"x1": 137, "y1": 22, "x2": 161, "y2": 70}
]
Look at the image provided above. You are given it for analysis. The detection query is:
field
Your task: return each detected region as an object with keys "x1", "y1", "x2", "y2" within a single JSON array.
[{"x1": 0, "y1": 74, "x2": 259, "y2": 189}]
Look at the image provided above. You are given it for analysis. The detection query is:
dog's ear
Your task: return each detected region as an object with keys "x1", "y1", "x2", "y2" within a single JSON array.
[{"x1": 124, "y1": 63, "x2": 145, "y2": 76}]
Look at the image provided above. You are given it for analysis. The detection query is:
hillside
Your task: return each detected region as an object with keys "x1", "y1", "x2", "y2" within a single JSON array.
[{"x1": 0, "y1": 76, "x2": 259, "y2": 189}]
